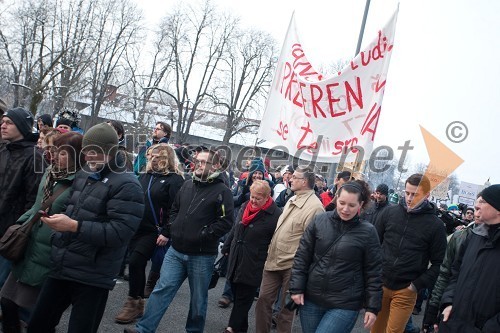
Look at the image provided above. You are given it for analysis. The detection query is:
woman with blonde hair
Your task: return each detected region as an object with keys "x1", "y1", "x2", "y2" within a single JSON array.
[{"x1": 115, "y1": 144, "x2": 185, "y2": 324}]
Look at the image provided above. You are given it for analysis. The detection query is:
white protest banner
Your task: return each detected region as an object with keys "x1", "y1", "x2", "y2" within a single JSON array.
[
  {"x1": 258, "y1": 9, "x2": 399, "y2": 162},
  {"x1": 458, "y1": 181, "x2": 480, "y2": 206}
]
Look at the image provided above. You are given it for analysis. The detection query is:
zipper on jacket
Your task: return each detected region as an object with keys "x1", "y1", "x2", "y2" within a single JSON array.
[{"x1": 393, "y1": 213, "x2": 410, "y2": 267}]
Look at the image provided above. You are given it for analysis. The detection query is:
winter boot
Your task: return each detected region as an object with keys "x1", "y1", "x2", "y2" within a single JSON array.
[
  {"x1": 144, "y1": 271, "x2": 160, "y2": 298},
  {"x1": 115, "y1": 297, "x2": 143, "y2": 324}
]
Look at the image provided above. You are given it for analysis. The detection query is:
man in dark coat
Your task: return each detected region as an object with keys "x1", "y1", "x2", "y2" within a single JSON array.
[
  {"x1": 371, "y1": 174, "x2": 447, "y2": 333},
  {"x1": 127, "y1": 148, "x2": 234, "y2": 333},
  {"x1": 440, "y1": 184, "x2": 500, "y2": 333},
  {"x1": 363, "y1": 183, "x2": 391, "y2": 224},
  {"x1": 27, "y1": 123, "x2": 145, "y2": 333},
  {"x1": 0, "y1": 107, "x2": 43, "y2": 287}
]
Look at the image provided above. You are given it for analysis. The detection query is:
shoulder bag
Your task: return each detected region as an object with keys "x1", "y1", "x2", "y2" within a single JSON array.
[{"x1": 0, "y1": 184, "x2": 69, "y2": 262}]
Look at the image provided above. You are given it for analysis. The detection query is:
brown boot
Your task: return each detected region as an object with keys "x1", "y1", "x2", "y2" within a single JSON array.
[
  {"x1": 115, "y1": 297, "x2": 143, "y2": 324},
  {"x1": 138, "y1": 298, "x2": 145, "y2": 315},
  {"x1": 144, "y1": 271, "x2": 160, "y2": 298}
]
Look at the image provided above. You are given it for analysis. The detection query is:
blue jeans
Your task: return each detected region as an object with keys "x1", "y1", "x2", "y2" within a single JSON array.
[
  {"x1": 135, "y1": 247, "x2": 216, "y2": 333},
  {"x1": 300, "y1": 299, "x2": 359, "y2": 333}
]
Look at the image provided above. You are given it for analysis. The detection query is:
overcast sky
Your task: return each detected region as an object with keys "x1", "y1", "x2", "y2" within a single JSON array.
[{"x1": 136, "y1": 0, "x2": 499, "y2": 186}]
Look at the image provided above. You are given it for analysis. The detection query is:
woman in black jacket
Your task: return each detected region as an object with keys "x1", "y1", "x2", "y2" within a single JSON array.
[
  {"x1": 289, "y1": 180, "x2": 382, "y2": 333},
  {"x1": 115, "y1": 143, "x2": 184, "y2": 324},
  {"x1": 221, "y1": 180, "x2": 282, "y2": 333}
]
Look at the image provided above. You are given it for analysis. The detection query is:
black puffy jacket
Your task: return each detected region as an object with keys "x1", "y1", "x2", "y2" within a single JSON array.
[
  {"x1": 289, "y1": 211, "x2": 383, "y2": 313},
  {"x1": 50, "y1": 159, "x2": 144, "y2": 290},
  {"x1": 0, "y1": 137, "x2": 43, "y2": 236},
  {"x1": 222, "y1": 201, "x2": 281, "y2": 287},
  {"x1": 168, "y1": 173, "x2": 234, "y2": 255},
  {"x1": 374, "y1": 201, "x2": 447, "y2": 291}
]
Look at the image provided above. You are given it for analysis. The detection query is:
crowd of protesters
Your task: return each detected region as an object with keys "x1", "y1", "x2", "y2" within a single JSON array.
[{"x1": 1, "y1": 104, "x2": 499, "y2": 333}]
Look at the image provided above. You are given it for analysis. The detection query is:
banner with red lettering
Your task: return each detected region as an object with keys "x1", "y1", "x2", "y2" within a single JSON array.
[{"x1": 258, "y1": 9, "x2": 399, "y2": 162}]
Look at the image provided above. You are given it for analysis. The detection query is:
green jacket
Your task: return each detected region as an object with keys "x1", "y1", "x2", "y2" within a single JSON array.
[{"x1": 11, "y1": 170, "x2": 75, "y2": 288}]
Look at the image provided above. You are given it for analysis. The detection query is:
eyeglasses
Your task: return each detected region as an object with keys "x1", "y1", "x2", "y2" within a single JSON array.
[
  {"x1": 153, "y1": 127, "x2": 164, "y2": 132},
  {"x1": 0, "y1": 119, "x2": 14, "y2": 126}
]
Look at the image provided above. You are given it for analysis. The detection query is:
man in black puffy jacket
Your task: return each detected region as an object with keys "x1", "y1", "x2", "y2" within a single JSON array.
[
  {"x1": 371, "y1": 174, "x2": 447, "y2": 333},
  {"x1": 28, "y1": 123, "x2": 145, "y2": 333},
  {"x1": 127, "y1": 147, "x2": 234, "y2": 333}
]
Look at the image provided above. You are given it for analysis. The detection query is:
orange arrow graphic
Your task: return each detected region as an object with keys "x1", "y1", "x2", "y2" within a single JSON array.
[{"x1": 410, "y1": 126, "x2": 464, "y2": 209}]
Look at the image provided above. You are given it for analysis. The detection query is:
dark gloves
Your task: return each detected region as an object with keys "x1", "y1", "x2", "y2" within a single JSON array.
[{"x1": 422, "y1": 304, "x2": 440, "y2": 330}]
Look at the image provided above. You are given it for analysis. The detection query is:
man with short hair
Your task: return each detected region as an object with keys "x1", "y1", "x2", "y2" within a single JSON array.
[
  {"x1": 371, "y1": 173, "x2": 447, "y2": 333},
  {"x1": 321, "y1": 170, "x2": 352, "y2": 208},
  {"x1": 439, "y1": 185, "x2": 500, "y2": 332},
  {"x1": 255, "y1": 166, "x2": 324, "y2": 333},
  {"x1": 27, "y1": 123, "x2": 145, "y2": 333},
  {"x1": 462, "y1": 206, "x2": 475, "y2": 223},
  {"x1": 0, "y1": 107, "x2": 43, "y2": 287},
  {"x1": 133, "y1": 121, "x2": 172, "y2": 174},
  {"x1": 127, "y1": 148, "x2": 234, "y2": 333}
]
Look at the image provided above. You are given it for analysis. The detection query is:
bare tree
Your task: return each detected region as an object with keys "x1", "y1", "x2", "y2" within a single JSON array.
[
  {"x1": 50, "y1": 0, "x2": 99, "y2": 114},
  {"x1": 148, "y1": 0, "x2": 238, "y2": 143},
  {"x1": 85, "y1": 0, "x2": 142, "y2": 126},
  {"x1": 0, "y1": 0, "x2": 66, "y2": 115},
  {"x1": 122, "y1": 18, "x2": 175, "y2": 136},
  {"x1": 208, "y1": 28, "x2": 277, "y2": 144}
]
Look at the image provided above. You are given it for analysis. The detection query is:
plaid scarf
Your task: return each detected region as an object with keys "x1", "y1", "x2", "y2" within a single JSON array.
[{"x1": 42, "y1": 165, "x2": 71, "y2": 203}]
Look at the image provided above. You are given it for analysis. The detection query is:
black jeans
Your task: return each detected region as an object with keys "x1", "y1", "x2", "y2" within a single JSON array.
[
  {"x1": 228, "y1": 282, "x2": 258, "y2": 332},
  {"x1": 1, "y1": 297, "x2": 21, "y2": 332},
  {"x1": 27, "y1": 277, "x2": 109, "y2": 333},
  {"x1": 128, "y1": 250, "x2": 149, "y2": 298}
]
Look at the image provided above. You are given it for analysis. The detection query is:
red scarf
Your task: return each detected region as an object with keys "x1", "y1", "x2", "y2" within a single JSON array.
[{"x1": 242, "y1": 197, "x2": 273, "y2": 226}]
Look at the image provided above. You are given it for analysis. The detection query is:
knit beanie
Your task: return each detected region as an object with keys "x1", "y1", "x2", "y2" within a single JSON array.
[
  {"x1": 376, "y1": 183, "x2": 389, "y2": 196},
  {"x1": 3, "y1": 107, "x2": 33, "y2": 138},
  {"x1": 82, "y1": 123, "x2": 118, "y2": 156},
  {"x1": 482, "y1": 184, "x2": 500, "y2": 212},
  {"x1": 56, "y1": 117, "x2": 74, "y2": 128},
  {"x1": 249, "y1": 158, "x2": 266, "y2": 175},
  {"x1": 280, "y1": 165, "x2": 294, "y2": 177}
]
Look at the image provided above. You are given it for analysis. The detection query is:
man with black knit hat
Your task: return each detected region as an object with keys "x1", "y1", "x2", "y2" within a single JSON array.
[
  {"x1": 363, "y1": 183, "x2": 391, "y2": 224},
  {"x1": 27, "y1": 123, "x2": 144, "y2": 333},
  {"x1": 55, "y1": 117, "x2": 74, "y2": 131},
  {"x1": 439, "y1": 184, "x2": 500, "y2": 333},
  {"x1": 0, "y1": 107, "x2": 43, "y2": 289}
]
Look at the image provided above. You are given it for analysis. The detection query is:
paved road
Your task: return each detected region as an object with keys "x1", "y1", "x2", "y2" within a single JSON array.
[{"x1": 57, "y1": 274, "x2": 423, "y2": 333}]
